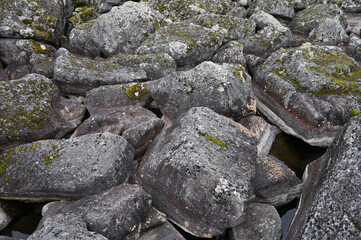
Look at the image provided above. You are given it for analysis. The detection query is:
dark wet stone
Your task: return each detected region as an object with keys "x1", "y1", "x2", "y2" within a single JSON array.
[
  {"x1": 347, "y1": 35, "x2": 361, "y2": 61},
  {"x1": 248, "y1": 0, "x2": 295, "y2": 19},
  {"x1": 29, "y1": 184, "x2": 152, "y2": 240},
  {"x1": 0, "y1": 63, "x2": 7, "y2": 81},
  {"x1": 229, "y1": 202, "x2": 281, "y2": 240},
  {"x1": 53, "y1": 48, "x2": 147, "y2": 95},
  {"x1": 136, "y1": 22, "x2": 224, "y2": 67},
  {"x1": 90, "y1": 1, "x2": 164, "y2": 56},
  {"x1": 0, "y1": 133, "x2": 134, "y2": 201},
  {"x1": 0, "y1": 0, "x2": 72, "y2": 44},
  {"x1": 0, "y1": 74, "x2": 77, "y2": 150},
  {"x1": 308, "y1": 18, "x2": 348, "y2": 45},
  {"x1": 251, "y1": 156, "x2": 303, "y2": 207},
  {"x1": 0, "y1": 201, "x2": 23, "y2": 231},
  {"x1": 149, "y1": 61, "x2": 255, "y2": 121},
  {"x1": 285, "y1": 115, "x2": 361, "y2": 240},
  {"x1": 137, "y1": 107, "x2": 258, "y2": 237},
  {"x1": 253, "y1": 44, "x2": 361, "y2": 147},
  {"x1": 139, "y1": 222, "x2": 186, "y2": 240}
]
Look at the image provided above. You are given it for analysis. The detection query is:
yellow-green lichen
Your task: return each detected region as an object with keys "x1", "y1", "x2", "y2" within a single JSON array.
[
  {"x1": 0, "y1": 148, "x2": 14, "y2": 175},
  {"x1": 125, "y1": 83, "x2": 149, "y2": 100},
  {"x1": 29, "y1": 143, "x2": 40, "y2": 152},
  {"x1": 350, "y1": 109, "x2": 360, "y2": 116},
  {"x1": 44, "y1": 144, "x2": 63, "y2": 165},
  {"x1": 205, "y1": 135, "x2": 228, "y2": 148}
]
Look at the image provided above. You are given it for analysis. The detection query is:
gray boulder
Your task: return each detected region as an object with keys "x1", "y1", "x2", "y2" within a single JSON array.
[
  {"x1": 346, "y1": 14, "x2": 361, "y2": 35},
  {"x1": 347, "y1": 35, "x2": 361, "y2": 61},
  {"x1": 212, "y1": 41, "x2": 247, "y2": 66},
  {"x1": 136, "y1": 22, "x2": 224, "y2": 67},
  {"x1": 149, "y1": 61, "x2": 256, "y2": 121},
  {"x1": 285, "y1": 114, "x2": 361, "y2": 240},
  {"x1": 253, "y1": 44, "x2": 361, "y2": 147},
  {"x1": 0, "y1": 74, "x2": 77, "y2": 150},
  {"x1": 0, "y1": 133, "x2": 134, "y2": 201},
  {"x1": 249, "y1": 10, "x2": 289, "y2": 33},
  {"x1": 57, "y1": 98, "x2": 86, "y2": 127},
  {"x1": 95, "y1": 0, "x2": 127, "y2": 13},
  {"x1": 289, "y1": 4, "x2": 347, "y2": 34},
  {"x1": 308, "y1": 18, "x2": 348, "y2": 45},
  {"x1": 90, "y1": 1, "x2": 164, "y2": 56},
  {"x1": 226, "y1": 6, "x2": 248, "y2": 19},
  {"x1": 137, "y1": 107, "x2": 258, "y2": 237},
  {"x1": 139, "y1": 222, "x2": 186, "y2": 240},
  {"x1": 248, "y1": 0, "x2": 295, "y2": 19},
  {"x1": 0, "y1": 0, "x2": 72, "y2": 44},
  {"x1": 229, "y1": 202, "x2": 281, "y2": 240},
  {"x1": 251, "y1": 156, "x2": 303, "y2": 207},
  {"x1": 53, "y1": 48, "x2": 147, "y2": 95}
]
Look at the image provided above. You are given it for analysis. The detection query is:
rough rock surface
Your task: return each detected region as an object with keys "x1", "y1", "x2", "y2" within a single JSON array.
[
  {"x1": 136, "y1": 22, "x2": 224, "y2": 66},
  {"x1": 90, "y1": 1, "x2": 164, "y2": 56},
  {"x1": 253, "y1": 44, "x2": 361, "y2": 147},
  {"x1": 0, "y1": 74, "x2": 76, "y2": 150},
  {"x1": 149, "y1": 61, "x2": 256, "y2": 121},
  {"x1": 211, "y1": 41, "x2": 247, "y2": 66},
  {"x1": 347, "y1": 35, "x2": 361, "y2": 61},
  {"x1": 0, "y1": 133, "x2": 134, "y2": 201},
  {"x1": 285, "y1": 114, "x2": 361, "y2": 240},
  {"x1": 137, "y1": 107, "x2": 258, "y2": 237},
  {"x1": 248, "y1": 0, "x2": 295, "y2": 19},
  {"x1": 229, "y1": 202, "x2": 282, "y2": 240},
  {"x1": 308, "y1": 18, "x2": 348, "y2": 45},
  {"x1": 53, "y1": 48, "x2": 147, "y2": 94}
]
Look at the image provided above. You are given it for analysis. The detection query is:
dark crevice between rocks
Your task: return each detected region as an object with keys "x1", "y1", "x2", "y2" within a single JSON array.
[
  {"x1": 169, "y1": 221, "x2": 227, "y2": 240},
  {"x1": 0, "y1": 202, "x2": 47, "y2": 239},
  {"x1": 277, "y1": 197, "x2": 299, "y2": 240},
  {"x1": 269, "y1": 132, "x2": 327, "y2": 179}
]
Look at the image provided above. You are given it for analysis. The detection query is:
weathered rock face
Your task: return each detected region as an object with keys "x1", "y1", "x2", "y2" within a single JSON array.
[
  {"x1": 253, "y1": 44, "x2": 361, "y2": 147},
  {"x1": 53, "y1": 48, "x2": 147, "y2": 95},
  {"x1": 347, "y1": 35, "x2": 361, "y2": 61},
  {"x1": 285, "y1": 114, "x2": 361, "y2": 240},
  {"x1": 0, "y1": 0, "x2": 72, "y2": 44},
  {"x1": 138, "y1": 222, "x2": 186, "y2": 240},
  {"x1": 0, "y1": 133, "x2": 134, "y2": 201},
  {"x1": 211, "y1": 41, "x2": 247, "y2": 66},
  {"x1": 90, "y1": 1, "x2": 164, "y2": 56},
  {"x1": 0, "y1": 74, "x2": 77, "y2": 150},
  {"x1": 144, "y1": 0, "x2": 232, "y2": 21},
  {"x1": 248, "y1": 0, "x2": 295, "y2": 19},
  {"x1": 308, "y1": 18, "x2": 348, "y2": 45},
  {"x1": 149, "y1": 61, "x2": 256, "y2": 121},
  {"x1": 137, "y1": 107, "x2": 258, "y2": 237},
  {"x1": 136, "y1": 22, "x2": 224, "y2": 67},
  {"x1": 229, "y1": 202, "x2": 281, "y2": 240}
]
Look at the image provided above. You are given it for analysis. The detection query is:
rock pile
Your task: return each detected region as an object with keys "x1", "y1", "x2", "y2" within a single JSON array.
[{"x1": 0, "y1": 0, "x2": 360, "y2": 239}]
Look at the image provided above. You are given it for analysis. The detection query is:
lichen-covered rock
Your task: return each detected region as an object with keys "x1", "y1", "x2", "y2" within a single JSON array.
[
  {"x1": 53, "y1": 48, "x2": 147, "y2": 95},
  {"x1": 248, "y1": 0, "x2": 295, "y2": 19},
  {"x1": 253, "y1": 44, "x2": 361, "y2": 147},
  {"x1": 67, "y1": 5, "x2": 97, "y2": 36},
  {"x1": 115, "y1": 53, "x2": 177, "y2": 80},
  {"x1": 144, "y1": 0, "x2": 232, "y2": 21},
  {"x1": 137, "y1": 107, "x2": 258, "y2": 237},
  {"x1": 149, "y1": 61, "x2": 256, "y2": 121},
  {"x1": 0, "y1": 74, "x2": 77, "y2": 150},
  {"x1": 95, "y1": 0, "x2": 126, "y2": 13},
  {"x1": 226, "y1": 6, "x2": 247, "y2": 18},
  {"x1": 90, "y1": 1, "x2": 164, "y2": 56},
  {"x1": 251, "y1": 156, "x2": 303, "y2": 207},
  {"x1": 0, "y1": 133, "x2": 134, "y2": 201},
  {"x1": 58, "y1": 98, "x2": 86, "y2": 127},
  {"x1": 308, "y1": 18, "x2": 348, "y2": 45},
  {"x1": 69, "y1": 20, "x2": 101, "y2": 58},
  {"x1": 285, "y1": 115, "x2": 361, "y2": 240},
  {"x1": 0, "y1": 0, "x2": 72, "y2": 44},
  {"x1": 347, "y1": 35, "x2": 361, "y2": 61},
  {"x1": 29, "y1": 184, "x2": 152, "y2": 240},
  {"x1": 291, "y1": 0, "x2": 361, "y2": 12},
  {"x1": 211, "y1": 41, "x2": 247, "y2": 66},
  {"x1": 229, "y1": 202, "x2": 281, "y2": 240},
  {"x1": 249, "y1": 10, "x2": 289, "y2": 33},
  {"x1": 136, "y1": 22, "x2": 224, "y2": 67},
  {"x1": 289, "y1": 4, "x2": 347, "y2": 34},
  {"x1": 190, "y1": 14, "x2": 255, "y2": 42}
]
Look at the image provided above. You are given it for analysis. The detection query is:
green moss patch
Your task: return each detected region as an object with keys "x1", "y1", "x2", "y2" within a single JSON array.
[
  {"x1": 205, "y1": 135, "x2": 228, "y2": 148},
  {"x1": 125, "y1": 83, "x2": 149, "y2": 100}
]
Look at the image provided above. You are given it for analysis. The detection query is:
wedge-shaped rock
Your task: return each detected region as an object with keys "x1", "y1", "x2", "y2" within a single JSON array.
[
  {"x1": 53, "y1": 48, "x2": 147, "y2": 95},
  {"x1": 149, "y1": 61, "x2": 256, "y2": 121},
  {"x1": 137, "y1": 107, "x2": 258, "y2": 237},
  {"x1": 69, "y1": 20, "x2": 100, "y2": 58},
  {"x1": 0, "y1": 0, "x2": 72, "y2": 44},
  {"x1": 308, "y1": 18, "x2": 348, "y2": 45},
  {"x1": 285, "y1": 115, "x2": 361, "y2": 239},
  {"x1": 248, "y1": 0, "x2": 295, "y2": 19},
  {"x1": 0, "y1": 74, "x2": 76, "y2": 150},
  {"x1": 211, "y1": 41, "x2": 247, "y2": 66},
  {"x1": 0, "y1": 133, "x2": 134, "y2": 201},
  {"x1": 90, "y1": 1, "x2": 164, "y2": 56},
  {"x1": 253, "y1": 44, "x2": 361, "y2": 147},
  {"x1": 136, "y1": 22, "x2": 223, "y2": 67}
]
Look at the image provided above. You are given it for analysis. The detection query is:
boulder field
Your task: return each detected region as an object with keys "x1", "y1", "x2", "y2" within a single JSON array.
[{"x1": 0, "y1": 0, "x2": 360, "y2": 239}]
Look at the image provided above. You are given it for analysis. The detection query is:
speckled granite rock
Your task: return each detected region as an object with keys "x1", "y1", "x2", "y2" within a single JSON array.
[{"x1": 248, "y1": 0, "x2": 295, "y2": 19}]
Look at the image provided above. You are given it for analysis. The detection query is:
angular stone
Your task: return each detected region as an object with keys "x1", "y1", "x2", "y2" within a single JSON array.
[
  {"x1": 53, "y1": 48, "x2": 147, "y2": 95},
  {"x1": 95, "y1": 0, "x2": 126, "y2": 13},
  {"x1": 285, "y1": 115, "x2": 361, "y2": 239},
  {"x1": 249, "y1": 11, "x2": 289, "y2": 33},
  {"x1": 251, "y1": 156, "x2": 303, "y2": 207},
  {"x1": 139, "y1": 222, "x2": 186, "y2": 240},
  {"x1": 136, "y1": 22, "x2": 223, "y2": 67},
  {"x1": 0, "y1": 0, "x2": 72, "y2": 44},
  {"x1": 212, "y1": 41, "x2": 247, "y2": 66},
  {"x1": 0, "y1": 133, "x2": 134, "y2": 201},
  {"x1": 0, "y1": 74, "x2": 77, "y2": 150},
  {"x1": 0, "y1": 63, "x2": 7, "y2": 81},
  {"x1": 226, "y1": 6, "x2": 247, "y2": 18},
  {"x1": 253, "y1": 44, "x2": 361, "y2": 147},
  {"x1": 229, "y1": 202, "x2": 281, "y2": 240},
  {"x1": 145, "y1": 0, "x2": 232, "y2": 21},
  {"x1": 289, "y1": 4, "x2": 347, "y2": 34},
  {"x1": 67, "y1": 5, "x2": 97, "y2": 36},
  {"x1": 4, "y1": 65, "x2": 30, "y2": 80},
  {"x1": 90, "y1": 1, "x2": 164, "y2": 56},
  {"x1": 347, "y1": 35, "x2": 361, "y2": 61},
  {"x1": 29, "y1": 184, "x2": 152, "y2": 240},
  {"x1": 346, "y1": 13, "x2": 361, "y2": 35},
  {"x1": 137, "y1": 107, "x2": 258, "y2": 237},
  {"x1": 308, "y1": 18, "x2": 348, "y2": 45},
  {"x1": 248, "y1": 0, "x2": 295, "y2": 19},
  {"x1": 58, "y1": 98, "x2": 86, "y2": 127},
  {"x1": 149, "y1": 61, "x2": 256, "y2": 121}
]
